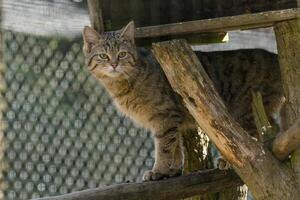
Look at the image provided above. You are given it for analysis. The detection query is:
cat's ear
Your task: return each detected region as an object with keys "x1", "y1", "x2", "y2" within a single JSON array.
[
  {"x1": 120, "y1": 21, "x2": 135, "y2": 43},
  {"x1": 82, "y1": 26, "x2": 101, "y2": 54}
]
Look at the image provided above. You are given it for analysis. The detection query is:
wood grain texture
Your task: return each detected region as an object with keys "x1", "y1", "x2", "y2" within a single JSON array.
[
  {"x1": 272, "y1": 117, "x2": 300, "y2": 160},
  {"x1": 274, "y1": 19, "x2": 300, "y2": 128},
  {"x1": 134, "y1": 8, "x2": 300, "y2": 38},
  {"x1": 251, "y1": 91, "x2": 274, "y2": 142},
  {"x1": 87, "y1": 0, "x2": 105, "y2": 33},
  {"x1": 152, "y1": 40, "x2": 299, "y2": 200},
  {"x1": 102, "y1": 0, "x2": 298, "y2": 29},
  {"x1": 274, "y1": 18, "x2": 300, "y2": 183},
  {"x1": 33, "y1": 169, "x2": 242, "y2": 200}
]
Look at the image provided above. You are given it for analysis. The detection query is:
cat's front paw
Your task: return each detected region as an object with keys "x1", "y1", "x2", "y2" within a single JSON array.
[{"x1": 142, "y1": 168, "x2": 182, "y2": 181}]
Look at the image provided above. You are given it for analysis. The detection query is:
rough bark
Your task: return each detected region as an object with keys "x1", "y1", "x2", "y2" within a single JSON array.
[
  {"x1": 251, "y1": 91, "x2": 300, "y2": 161},
  {"x1": 87, "y1": 0, "x2": 105, "y2": 33},
  {"x1": 183, "y1": 130, "x2": 247, "y2": 200},
  {"x1": 252, "y1": 91, "x2": 274, "y2": 142},
  {"x1": 183, "y1": 125, "x2": 247, "y2": 200},
  {"x1": 33, "y1": 169, "x2": 242, "y2": 200},
  {"x1": 274, "y1": 19, "x2": 300, "y2": 182},
  {"x1": 152, "y1": 39, "x2": 299, "y2": 200},
  {"x1": 272, "y1": 117, "x2": 300, "y2": 160},
  {"x1": 274, "y1": 19, "x2": 300, "y2": 128},
  {"x1": 183, "y1": 130, "x2": 212, "y2": 174},
  {"x1": 218, "y1": 185, "x2": 248, "y2": 200},
  {"x1": 183, "y1": 129, "x2": 217, "y2": 200}
]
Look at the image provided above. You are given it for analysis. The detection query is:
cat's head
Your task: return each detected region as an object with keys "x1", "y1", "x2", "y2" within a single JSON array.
[{"x1": 82, "y1": 21, "x2": 138, "y2": 79}]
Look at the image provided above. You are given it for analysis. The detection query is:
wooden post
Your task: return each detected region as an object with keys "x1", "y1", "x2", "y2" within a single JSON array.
[
  {"x1": 274, "y1": 18, "x2": 300, "y2": 181},
  {"x1": 183, "y1": 129, "x2": 218, "y2": 200},
  {"x1": 183, "y1": 130, "x2": 247, "y2": 200},
  {"x1": 87, "y1": 0, "x2": 105, "y2": 33},
  {"x1": 152, "y1": 40, "x2": 299, "y2": 200}
]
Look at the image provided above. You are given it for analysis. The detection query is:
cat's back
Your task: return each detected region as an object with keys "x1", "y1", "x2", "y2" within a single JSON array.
[{"x1": 196, "y1": 49, "x2": 283, "y2": 132}]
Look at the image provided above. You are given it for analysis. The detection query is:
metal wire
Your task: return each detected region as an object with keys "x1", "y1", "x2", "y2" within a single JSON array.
[{"x1": 1, "y1": 31, "x2": 155, "y2": 200}]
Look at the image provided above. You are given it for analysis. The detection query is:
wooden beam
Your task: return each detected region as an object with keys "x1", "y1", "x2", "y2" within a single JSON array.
[
  {"x1": 87, "y1": 0, "x2": 105, "y2": 34},
  {"x1": 274, "y1": 19, "x2": 300, "y2": 128},
  {"x1": 33, "y1": 169, "x2": 242, "y2": 200},
  {"x1": 102, "y1": 0, "x2": 298, "y2": 30},
  {"x1": 134, "y1": 8, "x2": 300, "y2": 38},
  {"x1": 2, "y1": 1, "x2": 298, "y2": 38},
  {"x1": 152, "y1": 40, "x2": 299, "y2": 200}
]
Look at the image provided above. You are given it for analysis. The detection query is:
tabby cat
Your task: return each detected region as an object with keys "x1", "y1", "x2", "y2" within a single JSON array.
[{"x1": 82, "y1": 21, "x2": 283, "y2": 181}]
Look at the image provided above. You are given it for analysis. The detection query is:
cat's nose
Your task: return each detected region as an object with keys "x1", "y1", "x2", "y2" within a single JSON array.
[{"x1": 111, "y1": 63, "x2": 118, "y2": 69}]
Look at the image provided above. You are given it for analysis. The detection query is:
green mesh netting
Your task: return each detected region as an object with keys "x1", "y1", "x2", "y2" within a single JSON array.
[{"x1": 1, "y1": 31, "x2": 154, "y2": 200}]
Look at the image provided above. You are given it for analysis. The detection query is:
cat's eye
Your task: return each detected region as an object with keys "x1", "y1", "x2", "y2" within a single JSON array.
[
  {"x1": 97, "y1": 53, "x2": 109, "y2": 60},
  {"x1": 118, "y1": 52, "x2": 127, "y2": 58}
]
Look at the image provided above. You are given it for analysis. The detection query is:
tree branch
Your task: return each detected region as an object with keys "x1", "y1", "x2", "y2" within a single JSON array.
[
  {"x1": 33, "y1": 169, "x2": 242, "y2": 200},
  {"x1": 272, "y1": 117, "x2": 300, "y2": 160},
  {"x1": 152, "y1": 39, "x2": 299, "y2": 200},
  {"x1": 251, "y1": 91, "x2": 274, "y2": 142},
  {"x1": 251, "y1": 91, "x2": 300, "y2": 161}
]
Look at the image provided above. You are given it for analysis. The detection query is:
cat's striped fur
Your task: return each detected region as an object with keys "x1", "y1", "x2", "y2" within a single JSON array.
[
  {"x1": 197, "y1": 50, "x2": 284, "y2": 134},
  {"x1": 82, "y1": 22, "x2": 283, "y2": 181}
]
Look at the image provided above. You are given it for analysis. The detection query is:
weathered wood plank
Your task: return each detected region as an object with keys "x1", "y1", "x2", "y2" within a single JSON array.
[
  {"x1": 33, "y1": 169, "x2": 242, "y2": 200},
  {"x1": 102, "y1": 0, "x2": 298, "y2": 30},
  {"x1": 152, "y1": 39, "x2": 299, "y2": 200},
  {"x1": 134, "y1": 8, "x2": 300, "y2": 38}
]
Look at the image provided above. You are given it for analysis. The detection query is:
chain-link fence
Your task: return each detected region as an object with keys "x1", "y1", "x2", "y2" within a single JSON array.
[{"x1": 1, "y1": 31, "x2": 155, "y2": 200}]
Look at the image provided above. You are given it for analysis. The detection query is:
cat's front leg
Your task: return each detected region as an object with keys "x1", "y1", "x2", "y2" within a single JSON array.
[{"x1": 143, "y1": 127, "x2": 184, "y2": 181}]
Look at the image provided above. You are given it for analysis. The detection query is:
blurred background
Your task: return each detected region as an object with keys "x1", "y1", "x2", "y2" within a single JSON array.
[{"x1": 0, "y1": 0, "x2": 282, "y2": 199}]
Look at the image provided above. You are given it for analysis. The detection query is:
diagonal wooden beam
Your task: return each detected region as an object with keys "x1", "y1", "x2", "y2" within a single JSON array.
[{"x1": 152, "y1": 39, "x2": 299, "y2": 200}]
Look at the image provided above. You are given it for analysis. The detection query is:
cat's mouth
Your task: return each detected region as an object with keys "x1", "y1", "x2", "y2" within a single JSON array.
[
  {"x1": 109, "y1": 67, "x2": 119, "y2": 72},
  {"x1": 106, "y1": 67, "x2": 123, "y2": 77}
]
